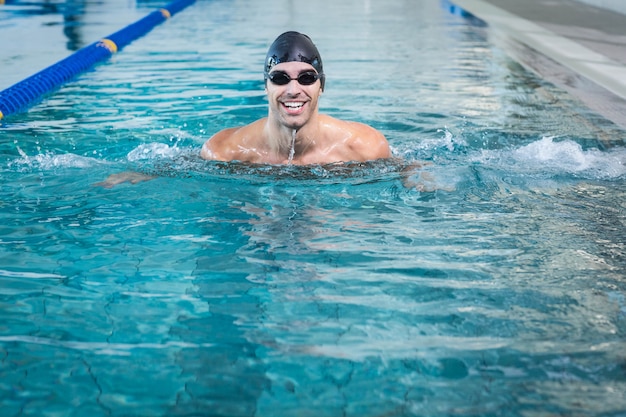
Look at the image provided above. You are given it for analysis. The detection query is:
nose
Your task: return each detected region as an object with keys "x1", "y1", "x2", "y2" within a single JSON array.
[{"x1": 285, "y1": 79, "x2": 301, "y2": 95}]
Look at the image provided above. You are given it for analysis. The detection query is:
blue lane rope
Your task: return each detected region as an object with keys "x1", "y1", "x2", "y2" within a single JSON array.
[{"x1": 0, "y1": 0, "x2": 195, "y2": 120}]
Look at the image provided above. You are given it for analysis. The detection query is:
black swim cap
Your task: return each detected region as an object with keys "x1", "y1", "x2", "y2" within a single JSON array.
[{"x1": 265, "y1": 31, "x2": 325, "y2": 89}]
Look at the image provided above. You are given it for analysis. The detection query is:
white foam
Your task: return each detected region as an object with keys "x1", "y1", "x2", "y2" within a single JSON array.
[
  {"x1": 10, "y1": 147, "x2": 105, "y2": 171},
  {"x1": 414, "y1": 128, "x2": 467, "y2": 153},
  {"x1": 473, "y1": 137, "x2": 626, "y2": 179},
  {"x1": 126, "y1": 142, "x2": 187, "y2": 161}
]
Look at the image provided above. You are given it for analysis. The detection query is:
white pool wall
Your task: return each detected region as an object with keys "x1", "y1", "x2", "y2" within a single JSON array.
[{"x1": 574, "y1": 0, "x2": 626, "y2": 15}]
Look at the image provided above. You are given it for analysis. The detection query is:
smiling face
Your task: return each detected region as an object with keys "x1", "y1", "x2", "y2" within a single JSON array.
[{"x1": 265, "y1": 61, "x2": 323, "y2": 131}]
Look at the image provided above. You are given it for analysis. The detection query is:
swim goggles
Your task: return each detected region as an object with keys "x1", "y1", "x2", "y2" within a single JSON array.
[{"x1": 266, "y1": 70, "x2": 321, "y2": 86}]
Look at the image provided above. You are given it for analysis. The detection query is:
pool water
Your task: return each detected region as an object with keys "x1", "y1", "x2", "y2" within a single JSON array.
[{"x1": 1, "y1": 0, "x2": 626, "y2": 416}]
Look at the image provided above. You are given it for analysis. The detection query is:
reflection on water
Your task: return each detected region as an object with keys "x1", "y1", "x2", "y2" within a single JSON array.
[
  {"x1": 63, "y1": 0, "x2": 86, "y2": 50},
  {"x1": 3, "y1": 0, "x2": 87, "y2": 50},
  {"x1": 1, "y1": 0, "x2": 191, "y2": 52},
  {"x1": 1, "y1": 0, "x2": 626, "y2": 415}
]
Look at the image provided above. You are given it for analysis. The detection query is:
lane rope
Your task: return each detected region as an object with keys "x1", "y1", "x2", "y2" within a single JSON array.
[{"x1": 0, "y1": 0, "x2": 195, "y2": 120}]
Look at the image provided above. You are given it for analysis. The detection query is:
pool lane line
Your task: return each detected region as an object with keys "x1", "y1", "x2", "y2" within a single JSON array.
[
  {"x1": 449, "y1": 0, "x2": 626, "y2": 102},
  {"x1": 0, "y1": 0, "x2": 195, "y2": 120}
]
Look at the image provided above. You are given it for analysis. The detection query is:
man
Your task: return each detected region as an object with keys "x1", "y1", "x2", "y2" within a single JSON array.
[
  {"x1": 97, "y1": 32, "x2": 392, "y2": 188},
  {"x1": 201, "y1": 31, "x2": 391, "y2": 165}
]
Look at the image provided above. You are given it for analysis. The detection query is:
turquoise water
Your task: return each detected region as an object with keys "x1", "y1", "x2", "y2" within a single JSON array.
[{"x1": 2, "y1": 0, "x2": 626, "y2": 416}]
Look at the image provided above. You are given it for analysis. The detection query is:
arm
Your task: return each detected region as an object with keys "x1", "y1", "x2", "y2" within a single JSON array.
[{"x1": 93, "y1": 171, "x2": 155, "y2": 188}]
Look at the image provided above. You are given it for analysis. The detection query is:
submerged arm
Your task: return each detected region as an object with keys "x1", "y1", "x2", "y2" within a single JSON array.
[{"x1": 93, "y1": 171, "x2": 155, "y2": 188}]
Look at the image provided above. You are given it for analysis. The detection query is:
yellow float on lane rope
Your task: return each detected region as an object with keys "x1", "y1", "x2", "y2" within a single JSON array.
[{"x1": 98, "y1": 39, "x2": 118, "y2": 54}]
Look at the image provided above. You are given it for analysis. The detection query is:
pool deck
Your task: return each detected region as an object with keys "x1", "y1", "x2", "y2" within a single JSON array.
[{"x1": 451, "y1": 0, "x2": 626, "y2": 128}]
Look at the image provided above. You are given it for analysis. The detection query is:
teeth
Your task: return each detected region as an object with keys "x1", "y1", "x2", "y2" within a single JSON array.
[{"x1": 284, "y1": 102, "x2": 304, "y2": 109}]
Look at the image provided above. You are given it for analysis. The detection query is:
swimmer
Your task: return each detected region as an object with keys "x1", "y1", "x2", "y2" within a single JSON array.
[
  {"x1": 98, "y1": 32, "x2": 424, "y2": 189},
  {"x1": 201, "y1": 31, "x2": 391, "y2": 165}
]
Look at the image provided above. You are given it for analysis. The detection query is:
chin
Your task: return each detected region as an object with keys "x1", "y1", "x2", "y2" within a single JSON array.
[{"x1": 280, "y1": 116, "x2": 307, "y2": 130}]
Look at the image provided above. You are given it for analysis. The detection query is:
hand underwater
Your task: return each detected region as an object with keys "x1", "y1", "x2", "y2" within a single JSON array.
[
  {"x1": 401, "y1": 161, "x2": 454, "y2": 192},
  {"x1": 94, "y1": 171, "x2": 155, "y2": 188}
]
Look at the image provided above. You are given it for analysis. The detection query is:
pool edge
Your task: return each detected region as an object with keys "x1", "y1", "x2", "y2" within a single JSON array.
[{"x1": 450, "y1": 0, "x2": 626, "y2": 130}]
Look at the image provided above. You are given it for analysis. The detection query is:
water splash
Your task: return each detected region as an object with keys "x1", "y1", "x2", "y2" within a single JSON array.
[
  {"x1": 394, "y1": 128, "x2": 467, "y2": 160},
  {"x1": 9, "y1": 146, "x2": 103, "y2": 171},
  {"x1": 127, "y1": 143, "x2": 187, "y2": 161},
  {"x1": 287, "y1": 129, "x2": 296, "y2": 165},
  {"x1": 471, "y1": 137, "x2": 626, "y2": 179}
]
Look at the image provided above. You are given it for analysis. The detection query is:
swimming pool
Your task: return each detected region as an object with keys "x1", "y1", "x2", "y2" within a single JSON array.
[{"x1": 1, "y1": 0, "x2": 626, "y2": 415}]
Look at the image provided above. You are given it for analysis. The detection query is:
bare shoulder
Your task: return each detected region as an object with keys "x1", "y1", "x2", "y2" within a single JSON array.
[
  {"x1": 201, "y1": 119, "x2": 266, "y2": 161},
  {"x1": 200, "y1": 127, "x2": 237, "y2": 160},
  {"x1": 323, "y1": 115, "x2": 391, "y2": 161}
]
